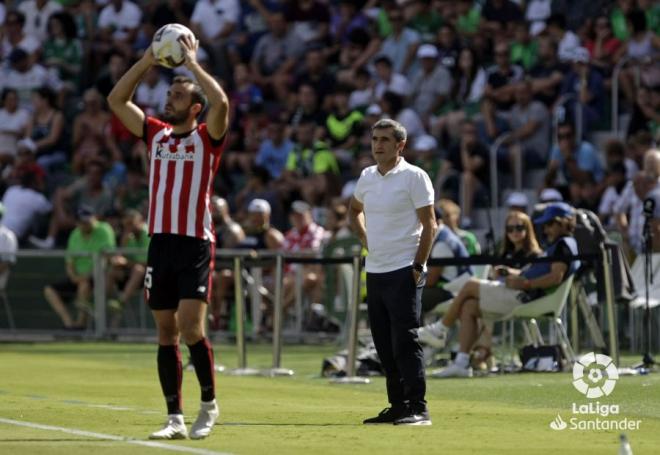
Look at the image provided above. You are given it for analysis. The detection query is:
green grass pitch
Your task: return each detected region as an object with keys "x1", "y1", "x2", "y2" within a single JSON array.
[{"x1": 1, "y1": 342, "x2": 659, "y2": 454}]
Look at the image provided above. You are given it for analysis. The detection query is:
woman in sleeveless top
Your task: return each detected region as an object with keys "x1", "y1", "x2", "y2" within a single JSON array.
[{"x1": 25, "y1": 87, "x2": 66, "y2": 171}]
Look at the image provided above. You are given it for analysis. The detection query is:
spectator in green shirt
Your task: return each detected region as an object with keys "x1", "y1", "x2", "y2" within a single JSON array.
[
  {"x1": 510, "y1": 22, "x2": 538, "y2": 70},
  {"x1": 44, "y1": 206, "x2": 116, "y2": 329},
  {"x1": 279, "y1": 119, "x2": 340, "y2": 205},
  {"x1": 456, "y1": 0, "x2": 482, "y2": 36},
  {"x1": 107, "y1": 209, "x2": 149, "y2": 327}
]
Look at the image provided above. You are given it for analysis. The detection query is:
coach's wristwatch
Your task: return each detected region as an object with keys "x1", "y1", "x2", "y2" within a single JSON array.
[{"x1": 413, "y1": 262, "x2": 427, "y2": 274}]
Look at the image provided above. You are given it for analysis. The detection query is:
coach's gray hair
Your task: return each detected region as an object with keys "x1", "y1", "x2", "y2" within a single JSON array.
[{"x1": 372, "y1": 118, "x2": 407, "y2": 142}]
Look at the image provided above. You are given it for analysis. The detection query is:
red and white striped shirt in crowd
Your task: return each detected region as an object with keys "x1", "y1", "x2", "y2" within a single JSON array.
[
  {"x1": 143, "y1": 116, "x2": 225, "y2": 241},
  {"x1": 283, "y1": 222, "x2": 326, "y2": 253}
]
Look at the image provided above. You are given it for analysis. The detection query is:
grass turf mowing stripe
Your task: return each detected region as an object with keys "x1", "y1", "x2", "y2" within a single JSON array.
[{"x1": 0, "y1": 418, "x2": 231, "y2": 455}]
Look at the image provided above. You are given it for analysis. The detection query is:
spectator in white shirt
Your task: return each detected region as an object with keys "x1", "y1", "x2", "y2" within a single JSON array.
[
  {"x1": 97, "y1": 0, "x2": 142, "y2": 57},
  {"x1": 191, "y1": 0, "x2": 240, "y2": 82},
  {"x1": 1, "y1": 10, "x2": 41, "y2": 64},
  {"x1": 135, "y1": 66, "x2": 168, "y2": 116},
  {"x1": 2, "y1": 162, "x2": 52, "y2": 243},
  {"x1": 2, "y1": 48, "x2": 62, "y2": 110},
  {"x1": 373, "y1": 55, "x2": 411, "y2": 101},
  {"x1": 0, "y1": 202, "x2": 18, "y2": 293},
  {"x1": 0, "y1": 89, "x2": 30, "y2": 165},
  {"x1": 17, "y1": 0, "x2": 62, "y2": 43},
  {"x1": 546, "y1": 13, "x2": 580, "y2": 62}
]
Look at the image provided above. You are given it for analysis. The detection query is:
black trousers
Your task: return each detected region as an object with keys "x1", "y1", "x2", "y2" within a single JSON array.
[{"x1": 366, "y1": 266, "x2": 426, "y2": 408}]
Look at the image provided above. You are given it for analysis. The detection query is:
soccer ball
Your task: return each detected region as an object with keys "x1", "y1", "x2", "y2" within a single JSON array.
[{"x1": 151, "y1": 23, "x2": 195, "y2": 68}]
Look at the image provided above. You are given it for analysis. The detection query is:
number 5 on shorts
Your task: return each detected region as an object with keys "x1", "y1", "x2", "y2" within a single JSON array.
[{"x1": 145, "y1": 266, "x2": 153, "y2": 289}]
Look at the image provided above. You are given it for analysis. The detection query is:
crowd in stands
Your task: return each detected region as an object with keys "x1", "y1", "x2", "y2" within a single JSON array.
[{"x1": 0, "y1": 0, "x2": 659, "y2": 329}]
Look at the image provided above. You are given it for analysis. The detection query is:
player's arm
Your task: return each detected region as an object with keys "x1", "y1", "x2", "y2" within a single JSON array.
[
  {"x1": 180, "y1": 35, "x2": 229, "y2": 141},
  {"x1": 107, "y1": 48, "x2": 156, "y2": 137}
]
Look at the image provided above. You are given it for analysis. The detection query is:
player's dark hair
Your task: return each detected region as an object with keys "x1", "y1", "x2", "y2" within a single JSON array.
[{"x1": 172, "y1": 75, "x2": 207, "y2": 114}]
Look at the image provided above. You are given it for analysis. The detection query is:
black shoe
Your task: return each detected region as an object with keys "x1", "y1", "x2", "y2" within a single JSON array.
[
  {"x1": 363, "y1": 406, "x2": 407, "y2": 424},
  {"x1": 393, "y1": 407, "x2": 432, "y2": 426}
]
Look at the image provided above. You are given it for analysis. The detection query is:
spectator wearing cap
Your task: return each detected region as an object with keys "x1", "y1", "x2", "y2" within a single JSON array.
[
  {"x1": 420, "y1": 202, "x2": 579, "y2": 378},
  {"x1": 410, "y1": 134, "x2": 440, "y2": 183},
  {"x1": 0, "y1": 88, "x2": 30, "y2": 164},
  {"x1": 2, "y1": 161, "x2": 51, "y2": 243},
  {"x1": 373, "y1": 55, "x2": 412, "y2": 101},
  {"x1": 1, "y1": 10, "x2": 41, "y2": 64},
  {"x1": 0, "y1": 202, "x2": 18, "y2": 296},
  {"x1": 43, "y1": 206, "x2": 116, "y2": 329},
  {"x1": 378, "y1": 7, "x2": 421, "y2": 75},
  {"x1": 559, "y1": 46, "x2": 605, "y2": 133},
  {"x1": 409, "y1": 44, "x2": 452, "y2": 122},
  {"x1": 506, "y1": 191, "x2": 530, "y2": 213},
  {"x1": 282, "y1": 200, "x2": 326, "y2": 312},
  {"x1": 481, "y1": 41, "x2": 524, "y2": 139},
  {"x1": 544, "y1": 122, "x2": 604, "y2": 208},
  {"x1": 539, "y1": 187, "x2": 564, "y2": 203}
]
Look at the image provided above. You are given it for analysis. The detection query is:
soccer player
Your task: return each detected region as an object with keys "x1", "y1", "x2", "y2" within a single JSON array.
[{"x1": 107, "y1": 35, "x2": 228, "y2": 440}]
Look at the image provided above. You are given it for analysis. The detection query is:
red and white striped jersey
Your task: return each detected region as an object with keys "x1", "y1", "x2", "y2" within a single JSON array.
[{"x1": 143, "y1": 116, "x2": 225, "y2": 241}]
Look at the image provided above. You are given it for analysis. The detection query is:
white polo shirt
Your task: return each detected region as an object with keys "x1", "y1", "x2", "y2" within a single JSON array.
[{"x1": 354, "y1": 158, "x2": 434, "y2": 273}]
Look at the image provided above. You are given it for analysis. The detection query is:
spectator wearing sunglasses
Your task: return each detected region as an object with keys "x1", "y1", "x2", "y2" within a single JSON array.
[{"x1": 492, "y1": 211, "x2": 542, "y2": 280}]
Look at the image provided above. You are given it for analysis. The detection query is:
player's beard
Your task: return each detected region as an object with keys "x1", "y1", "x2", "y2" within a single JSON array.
[{"x1": 161, "y1": 106, "x2": 189, "y2": 125}]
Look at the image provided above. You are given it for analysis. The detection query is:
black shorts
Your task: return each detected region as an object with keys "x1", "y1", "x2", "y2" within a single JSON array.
[
  {"x1": 145, "y1": 233, "x2": 214, "y2": 310},
  {"x1": 49, "y1": 277, "x2": 93, "y2": 296}
]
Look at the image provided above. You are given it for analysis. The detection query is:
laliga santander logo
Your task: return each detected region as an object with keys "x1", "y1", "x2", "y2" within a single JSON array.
[{"x1": 572, "y1": 352, "x2": 619, "y2": 398}]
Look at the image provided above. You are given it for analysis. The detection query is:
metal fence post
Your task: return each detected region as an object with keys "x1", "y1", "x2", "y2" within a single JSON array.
[
  {"x1": 265, "y1": 253, "x2": 294, "y2": 376},
  {"x1": 602, "y1": 244, "x2": 619, "y2": 365},
  {"x1": 331, "y1": 254, "x2": 369, "y2": 384},
  {"x1": 228, "y1": 256, "x2": 260, "y2": 376},
  {"x1": 93, "y1": 252, "x2": 106, "y2": 339}
]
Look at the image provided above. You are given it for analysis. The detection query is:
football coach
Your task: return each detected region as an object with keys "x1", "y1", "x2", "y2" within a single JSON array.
[{"x1": 349, "y1": 118, "x2": 436, "y2": 426}]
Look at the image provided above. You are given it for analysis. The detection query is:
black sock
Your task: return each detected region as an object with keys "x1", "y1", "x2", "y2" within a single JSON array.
[
  {"x1": 188, "y1": 338, "x2": 216, "y2": 402},
  {"x1": 157, "y1": 344, "x2": 182, "y2": 415}
]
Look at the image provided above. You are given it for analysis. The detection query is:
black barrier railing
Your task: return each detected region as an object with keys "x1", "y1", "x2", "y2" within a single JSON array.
[{"x1": 217, "y1": 243, "x2": 619, "y2": 377}]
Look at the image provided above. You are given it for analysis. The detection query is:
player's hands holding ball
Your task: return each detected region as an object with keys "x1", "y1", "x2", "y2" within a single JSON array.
[{"x1": 178, "y1": 33, "x2": 199, "y2": 69}]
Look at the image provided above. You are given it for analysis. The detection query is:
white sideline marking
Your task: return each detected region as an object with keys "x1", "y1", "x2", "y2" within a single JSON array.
[{"x1": 0, "y1": 417, "x2": 231, "y2": 455}]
